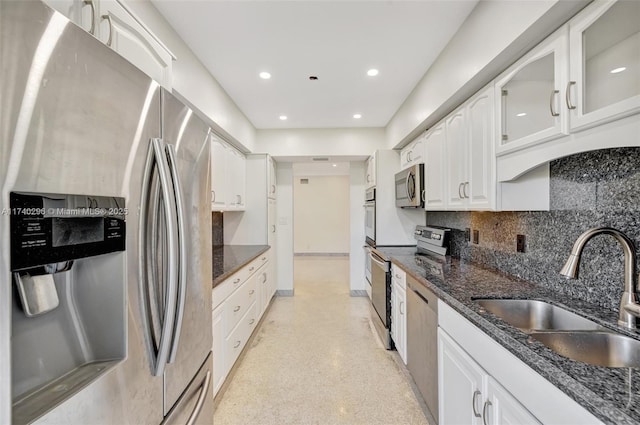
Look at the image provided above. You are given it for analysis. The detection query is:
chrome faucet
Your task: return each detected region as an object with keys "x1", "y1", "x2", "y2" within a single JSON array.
[{"x1": 560, "y1": 227, "x2": 640, "y2": 328}]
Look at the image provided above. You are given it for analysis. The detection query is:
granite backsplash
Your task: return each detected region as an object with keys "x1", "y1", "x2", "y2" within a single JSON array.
[
  {"x1": 212, "y1": 212, "x2": 223, "y2": 246},
  {"x1": 427, "y1": 147, "x2": 640, "y2": 312}
]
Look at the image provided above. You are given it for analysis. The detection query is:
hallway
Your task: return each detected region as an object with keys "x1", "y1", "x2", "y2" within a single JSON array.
[{"x1": 213, "y1": 256, "x2": 429, "y2": 425}]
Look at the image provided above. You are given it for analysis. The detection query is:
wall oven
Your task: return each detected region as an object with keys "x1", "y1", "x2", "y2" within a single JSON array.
[
  {"x1": 364, "y1": 188, "x2": 375, "y2": 246},
  {"x1": 395, "y1": 163, "x2": 424, "y2": 208},
  {"x1": 370, "y1": 248, "x2": 392, "y2": 349}
]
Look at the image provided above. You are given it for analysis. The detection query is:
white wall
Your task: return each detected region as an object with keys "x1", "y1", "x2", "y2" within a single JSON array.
[
  {"x1": 123, "y1": 0, "x2": 256, "y2": 152},
  {"x1": 386, "y1": 0, "x2": 588, "y2": 148},
  {"x1": 349, "y1": 162, "x2": 366, "y2": 293},
  {"x1": 255, "y1": 128, "x2": 387, "y2": 157},
  {"x1": 293, "y1": 176, "x2": 350, "y2": 254},
  {"x1": 276, "y1": 163, "x2": 294, "y2": 293}
]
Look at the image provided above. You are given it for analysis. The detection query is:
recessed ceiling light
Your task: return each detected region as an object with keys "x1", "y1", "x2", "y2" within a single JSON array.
[
  {"x1": 279, "y1": 115, "x2": 287, "y2": 121},
  {"x1": 516, "y1": 112, "x2": 527, "y2": 117},
  {"x1": 259, "y1": 71, "x2": 271, "y2": 79},
  {"x1": 367, "y1": 69, "x2": 379, "y2": 77},
  {"x1": 610, "y1": 67, "x2": 626, "y2": 74},
  {"x1": 353, "y1": 114, "x2": 362, "y2": 119},
  {"x1": 332, "y1": 164, "x2": 337, "y2": 167}
]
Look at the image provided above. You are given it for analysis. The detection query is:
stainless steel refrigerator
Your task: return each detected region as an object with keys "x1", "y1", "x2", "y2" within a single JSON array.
[{"x1": 0, "y1": 1, "x2": 213, "y2": 423}]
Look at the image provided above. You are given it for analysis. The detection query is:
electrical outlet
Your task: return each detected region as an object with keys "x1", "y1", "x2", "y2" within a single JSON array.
[
  {"x1": 517, "y1": 234, "x2": 526, "y2": 253},
  {"x1": 465, "y1": 228, "x2": 471, "y2": 242},
  {"x1": 473, "y1": 230, "x2": 479, "y2": 245}
]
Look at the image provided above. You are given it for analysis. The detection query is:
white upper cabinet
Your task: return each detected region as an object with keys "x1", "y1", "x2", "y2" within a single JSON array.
[
  {"x1": 43, "y1": 0, "x2": 174, "y2": 89},
  {"x1": 99, "y1": 1, "x2": 174, "y2": 89},
  {"x1": 495, "y1": 27, "x2": 569, "y2": 155},
  {"x1": 268, "y1": 156, "x2": 277, "y2": 200},
  {"x1": 467, "y1": 86, "x2": 495, "y2": 210},
  {"x1": 424, "y1": 123, "x2": 447, "y2": 210},
  {"x1": 445, "y1": 107, "x2": 467, "y2": 209},
  {"x1": 568, "y1": 0, "x2": 640, "y2": 131},
  {"x1": 210, "y1": 136, "x2": 246, "y2": 212},
  {"x1": 210, "y1": 138, "x2": 228, "y2": 211},
  {"x1": 365, "y1": 153, "x2": 377, "y2": 189},
  {"x1": 400, "y1": 135, "x2": 425, "y2": 170}
]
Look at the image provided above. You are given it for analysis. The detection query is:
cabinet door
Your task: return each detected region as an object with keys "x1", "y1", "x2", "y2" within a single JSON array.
[
  {"x1": 44, "y1": 0, "x2": 96, "y2": 34},
  {"x1": 485, "y1": 377, "x2": 541, "y2": 425},
  {"x1": 212, "y1": 304, "x2": 225, "y2": 396},
  {"x1": 211, "y1": 139, "x2": 227, "y2": 211},
  {"x1": 467, "y1": 86, "x2": 495, "y2": 210},
  {"x1": 390, "y1": 282, "x2": 398, "y2": 344},
  {"x1": 268, "y1": 156, "x2": 277, "y2": 199},
  {"x1": 424, "y1": 123, "x2": 446, "y2": 210},
  {"x1": 397, "y1": 285, "x2": 407, "y2": 365},
  {"x1": 411, "y1": 136, "x2": 424, "y2": 165},
  {"x1": 438, "y1": 329, "x2": 485, "y2": 425},
  {"x1": 445, "y1": 108, "x2": 467, "y2": 209},
  {"x1": 365, "y1": 155, "x2": 376, "y2": 189},
  {"x1": 98, "y1": 0, "x2": 173, "y2": 89},
  {"x1": 568, "y1": 0, "x2": 640, "y2": 131},
  {"x1": 268, "y1": 198, "x2": 276, "y2": 247},
  {"x1": 229, "y1": 150, "x2": 246, "y2": 210},
  {"x1": 495, "y1": 27, "x2": 568, "y2": 154}
]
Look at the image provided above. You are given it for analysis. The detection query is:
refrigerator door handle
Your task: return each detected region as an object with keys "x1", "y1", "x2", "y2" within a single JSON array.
[
  {"x1": 185, "y1": 370, "x2": 211, "y2": 425},
  {"x1": 166, "y1": 143, "x2": 187, "y2": 364},
  {"x1": 143, "y1": 138, "x2": 180, "y2": 377}
]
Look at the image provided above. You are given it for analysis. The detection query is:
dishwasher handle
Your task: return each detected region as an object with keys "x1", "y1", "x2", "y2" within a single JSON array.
[
  {"x1": 408, "y1": 279, "x2": 438, "y2": 314},
  {"x1": 410, "y1": 284, "x2": 430, "y2": 305}
]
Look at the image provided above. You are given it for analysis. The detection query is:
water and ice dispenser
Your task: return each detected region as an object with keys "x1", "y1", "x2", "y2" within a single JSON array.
[{"x1": 10, "y1": 192, "x2": 127, "y2": 423}]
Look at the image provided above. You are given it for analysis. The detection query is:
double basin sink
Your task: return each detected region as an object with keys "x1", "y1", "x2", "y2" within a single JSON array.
[{"x1": 475, "y1": 299, "x2": 640, "y2": 368}]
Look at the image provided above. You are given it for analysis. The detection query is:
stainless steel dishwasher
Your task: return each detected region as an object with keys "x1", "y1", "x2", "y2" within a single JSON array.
[{"x1": 407, "y1": 274, "x2": 439, "y2": 423}]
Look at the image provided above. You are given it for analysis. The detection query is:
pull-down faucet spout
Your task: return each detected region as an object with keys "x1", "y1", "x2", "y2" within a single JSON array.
[{"x1": 560, "y1": 227, "x2": 640, "y2": 328}]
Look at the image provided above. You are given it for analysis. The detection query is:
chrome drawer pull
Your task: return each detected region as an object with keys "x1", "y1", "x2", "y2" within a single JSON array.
[
  {"x1": 234, "y1": 340, "x2": 241, "y2": 349},
  {"x1": 233, "y1": 306, "x2": 240, "y2": 312},
  {"x1": 472, "y1": 390, "x2": 482, "y2": 418}
]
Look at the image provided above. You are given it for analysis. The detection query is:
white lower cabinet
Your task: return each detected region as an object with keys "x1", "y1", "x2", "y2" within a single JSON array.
[
  {"x1": 438, "y1": 301, "x2": 602, "y2": 425},
  {"x1": 438, "y1": 329, "x2": 539, "y2": 425},
  {"x1": 391, "y1": 264, "x2": 407, "y2": 364},
  {"x1": 212, "y1": 249, "x2": 273, "y2": 397}
]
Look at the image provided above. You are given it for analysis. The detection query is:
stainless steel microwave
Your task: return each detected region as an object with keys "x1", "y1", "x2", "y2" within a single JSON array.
[{"x1": 395, "y1": 164, "x2": 424, "y2": 208}]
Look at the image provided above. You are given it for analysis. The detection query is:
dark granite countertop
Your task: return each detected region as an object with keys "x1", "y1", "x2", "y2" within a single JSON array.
[
  {"x1": 212, "y1": 245, "x2": 270, "y2": 289},
  {"x1": 376, "y1": 246, "x2": 640, "y2": 425}
]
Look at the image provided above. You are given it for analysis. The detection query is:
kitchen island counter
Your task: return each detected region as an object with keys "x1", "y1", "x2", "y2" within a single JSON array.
[
  {"x1": 376, "y1": 247, "x2": 640, "y2": 425},
  {"x1": 212, "y1": 245, "x2": 270, "y2": 288}
]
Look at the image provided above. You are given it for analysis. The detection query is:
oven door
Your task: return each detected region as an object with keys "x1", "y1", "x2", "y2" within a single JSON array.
[{"x1": 364, "y1": 202, "x2": 375, "y2": 245}]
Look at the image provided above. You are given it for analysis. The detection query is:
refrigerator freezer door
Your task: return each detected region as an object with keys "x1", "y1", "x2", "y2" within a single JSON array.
[
  {"x1": 162, "y1": 352, "x2": 213, "y2": 425},
  {"x1": 161, "y1": 91, "x2": 213, "y2": 414},
  {"x1": 2, "y1": 2, "x2": 164, "y2": 423}
]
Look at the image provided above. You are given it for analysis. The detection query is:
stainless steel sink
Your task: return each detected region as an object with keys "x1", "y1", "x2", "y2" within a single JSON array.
[
  {"x1": 476, "y1": 299, "x2": 606, "y2": 332},
  {"x1": 530, "y1": 331, "x2": 640, "y2": 368}
]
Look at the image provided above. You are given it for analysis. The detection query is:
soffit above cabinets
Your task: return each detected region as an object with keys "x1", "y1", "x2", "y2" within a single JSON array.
[{"x1": 151, "y1": 0, "x2": 478, "y2": 129}]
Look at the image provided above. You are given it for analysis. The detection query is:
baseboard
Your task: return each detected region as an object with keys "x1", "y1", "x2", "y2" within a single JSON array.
[
  {"x1": 350, "y1": 290, "x2": 368, "y2": 297},
  {"x1": 276, "y1": 289, "x2": 294, "y2": 297},
  {"x1": 293, "y1": 252, "x2": 349, "y2": 257}
]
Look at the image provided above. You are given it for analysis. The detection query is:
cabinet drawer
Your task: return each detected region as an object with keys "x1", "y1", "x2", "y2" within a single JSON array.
[
  {"x1": 391, "y1": 265, "x2": 406, "y2": 289},
  {"x1": 225, "y1": 274, "x2": 258, "y2": 336},
  {"x1": 225, "y1": 302, "x2": 257, "y2": 371}
]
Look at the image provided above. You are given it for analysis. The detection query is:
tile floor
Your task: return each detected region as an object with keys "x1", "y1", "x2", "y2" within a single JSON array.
[{"x1": 213, "y1": 256, "x2": 430, "y2": 425}]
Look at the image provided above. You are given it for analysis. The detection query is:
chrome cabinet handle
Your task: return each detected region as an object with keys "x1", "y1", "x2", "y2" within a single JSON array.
[
  {"x1": 395, "y1": 273, "x2": 401, "y2": 278},
  {"x1": 262, "y1": 256, "x2": 267, "y2": 261},
  {"x1": 549, "y1": 89, "x2": 560, "y2": 117},
  {"x1": 367, "y1": 174, "x2": 371, "y2": 183},
  {"x1": 262, "y1": 273, "x2": 267, "y2": 284},
  {"x1": 233, "y1": 278, "x2": 240, "y2": 284},
  {"x1": 566, "y1": 81, "x2": 577, "y2": 110},
  {"x1": 399, "y1": 301, "x2": 404, "y2": 315},
  {"x1": 249, "y1": 266, "x2": 255, "y2": 272},
  {"x1": 463, "y1": 182, "x2": 469, "y2": 199},
  {"x1": 83, "y1": 0, "x2": 96, "y2": 35},
  {"x1": 234, "y1": 340, "x2": 241, "y2": 348},
  {"x1": 482, "y1": 400, "x2": 492, "y2": 425},
  {"x1": 211, "y1": 190, "x2": 216, "y2": 202},
  {"x1": 472, "y1": 390, "x2": 482, "y2": 418},
  {"x1": 458, "y1": 183, "x2": 464, "y2": 199},
  {"x1": 249, "y1": 290, "x2": 255, "y2": 295},
  {"x1": 249, "y1": 319, "x2": 255, "y2": 325},
  {"x1": 101, "y1": 14, "x2": 113, "y2": 47},
  {"x1": 271, "y1": 184, "x2": 276, "y2": 194},
  {"x1": 407, "y1": 150, "x2": 412, "y2": 162},
  {"x1": 421, "y1": 189, "x2": 426, "y2": 202},
  {"x1": 271, "y1": 225, "x2": 276, "y2": 233},
  {"x1": 233, "y1": 306, "x2": 240, "y2": 312},
  {"x1": 237, "y1": 194, "x2": 242, "y2": 204}
]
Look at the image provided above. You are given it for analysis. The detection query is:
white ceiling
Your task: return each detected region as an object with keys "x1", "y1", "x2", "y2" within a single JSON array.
[{"x1": 151, "y1": 0, "x2": 478, "y2": 130}]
